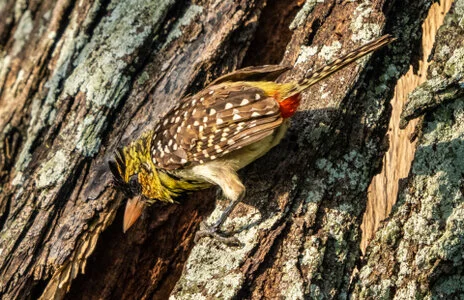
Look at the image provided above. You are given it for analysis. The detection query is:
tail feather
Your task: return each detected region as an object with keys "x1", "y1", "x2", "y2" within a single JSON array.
[{"x1": 284, "y1": 34, "x2": 396, "y2": 98}]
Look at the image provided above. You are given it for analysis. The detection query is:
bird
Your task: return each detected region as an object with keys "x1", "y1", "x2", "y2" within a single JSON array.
[{"x1": 109, "y1": 34, "x2": 395, "y2": 244}]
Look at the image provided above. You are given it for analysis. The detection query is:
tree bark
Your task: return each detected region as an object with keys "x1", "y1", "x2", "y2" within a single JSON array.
[
  {"x1": 360, "y1": 0, "x2": 453, "y2": 253},
  {"x1": 1, "y1": 0, "x2": 460, "y2": 299},
  {"x1": 352, "y1": 1, "x2": 464, "y2": 298}
]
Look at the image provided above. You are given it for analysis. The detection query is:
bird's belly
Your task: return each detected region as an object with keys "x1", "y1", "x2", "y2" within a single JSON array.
[{"x1": 222, "y1": 120, "x2": 289, "y2": 171}]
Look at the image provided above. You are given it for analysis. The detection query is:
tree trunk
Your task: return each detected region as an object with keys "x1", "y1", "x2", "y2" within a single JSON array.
[
  {"x1": 352, "y1": 1, "x2": 464, "y2": 298},
  {"x1": 0, "y1": 0, "x2": 460, "y2": 299}
]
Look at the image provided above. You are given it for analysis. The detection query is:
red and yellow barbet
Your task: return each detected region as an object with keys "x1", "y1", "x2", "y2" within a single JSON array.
[{"x1": 110, "y1": 35, "x2": 395, "y2": 243}]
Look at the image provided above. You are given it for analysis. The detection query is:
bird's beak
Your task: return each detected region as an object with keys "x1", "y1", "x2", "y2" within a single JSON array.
[{"x1": 123, "y1": 196, "x2": 145, "y2": 233}]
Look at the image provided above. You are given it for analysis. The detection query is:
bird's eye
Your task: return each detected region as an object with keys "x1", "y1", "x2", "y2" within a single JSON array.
[{"x1": 128, "y1": 174, "x2": 141, "y2": 195}]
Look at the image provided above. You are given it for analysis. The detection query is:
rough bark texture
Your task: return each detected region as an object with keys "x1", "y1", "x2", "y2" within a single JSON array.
[
  {"x1": 361, "y1": 0, "x2": 452, "y2": 253},
  {"x1": 353, "y1": 1, "x2": 464, "y2": 298},
  {"x1": 0, "y1": 0, "x2": 459, "y2": 299}
]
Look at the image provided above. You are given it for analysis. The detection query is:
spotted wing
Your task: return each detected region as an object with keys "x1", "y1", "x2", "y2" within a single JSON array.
[
  {"x1": 150, "y1": 82, "x2": 283, "y2": 170},
  {"x1": 207, "y1": 65, "x2": 290, "y2": 87}
]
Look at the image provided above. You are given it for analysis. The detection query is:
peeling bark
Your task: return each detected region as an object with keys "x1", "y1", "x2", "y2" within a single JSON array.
[
  {"x1": 1, "y1": 0, "x2": 459, "y2": 299},
  {"x1": 353, "y1": 1, "x2": 464, "y2": 298},
  {"x1": 362, "y1": 0, "x2": 453, "y2": 254}
]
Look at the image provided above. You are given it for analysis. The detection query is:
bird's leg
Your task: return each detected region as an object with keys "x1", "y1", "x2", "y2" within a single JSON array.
[
  {"x1": 195, "y1": 194, "x2": 244, "y2": 246},
  {"x1": 192, "y1": 163, "x2": 245, "y2": 246},
  {"x1": 210, "y1": 191, "x2": 244, "y2": 232}
]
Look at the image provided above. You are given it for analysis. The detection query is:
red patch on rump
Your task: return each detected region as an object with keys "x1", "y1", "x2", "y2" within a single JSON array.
[{"x1": 278, "y1": 93, "x2": 301, "y2": 118}]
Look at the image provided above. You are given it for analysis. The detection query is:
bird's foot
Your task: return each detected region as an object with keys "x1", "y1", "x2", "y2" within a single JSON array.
[{"x1": 194, "y1": 224, "x2": 243, "y2": 247}]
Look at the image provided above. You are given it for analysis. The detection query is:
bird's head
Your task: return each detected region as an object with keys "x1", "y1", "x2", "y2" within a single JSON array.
[{"x1": 108, "y1": 132, "x2": 167, "y2": 232}]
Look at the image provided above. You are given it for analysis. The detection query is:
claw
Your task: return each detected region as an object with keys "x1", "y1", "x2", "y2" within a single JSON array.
[{"x1": 194, "y1": 224, "x2": 243, "y2": 247}]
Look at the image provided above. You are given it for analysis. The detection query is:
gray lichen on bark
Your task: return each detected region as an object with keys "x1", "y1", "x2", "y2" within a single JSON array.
[
  {"x1": 171, "y1": 0, "x2": 435, "y2": 299},
  {"x1": 353, "y1": 1, "x2": 464, "y2": 298},
  {"x1": 1, "y1": 0, "x2": 461, "y2": 299}
]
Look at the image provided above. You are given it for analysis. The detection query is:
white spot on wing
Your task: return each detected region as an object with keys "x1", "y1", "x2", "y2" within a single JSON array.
[
  {"x1": 255, "y1": 94, "x2": 261, "y2": 100},
  {"x1": 233, "y1": 114, "x2": 241, "y2": 120},
  {"x1": 209, "y1": 108, "x2": 216, "y2": 115},
  {"x1": 251, "y1": 112, "x2": 261, "y2": 117},
  {"x1": 225, "y1": 103, "x2": 233, "y2": 109},
  {"x1": 217, "y1": 118, "x2": 224, "y2": 125},
  {"x1": 240, "y1": 99, "x2": 249, "y2": 106}
]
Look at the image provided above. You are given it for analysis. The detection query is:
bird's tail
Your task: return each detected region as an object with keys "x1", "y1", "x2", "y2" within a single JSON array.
[{"x1": 282, "y1": 34, "x2": 396, "y2": 98}]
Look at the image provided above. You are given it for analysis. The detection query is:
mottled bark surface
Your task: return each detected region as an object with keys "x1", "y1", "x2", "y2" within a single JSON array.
[
  {"x1": 1, "y1": 0, "x2": 459, "y2": 299},
  {"x1": 353, "y1": 1, "x2": 464, "y2": 298},
  {"x1": 361, "y1": 0, "x2": 452, "y2": 253}
]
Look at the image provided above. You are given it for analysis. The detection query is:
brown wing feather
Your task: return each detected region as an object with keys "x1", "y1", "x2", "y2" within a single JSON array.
[
  {"x1": 150, "y1": 82, "x2": 283, "y2": 170},
  {"x1": 208, "y1": 65, "x2": 290, "y2": 87}
]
